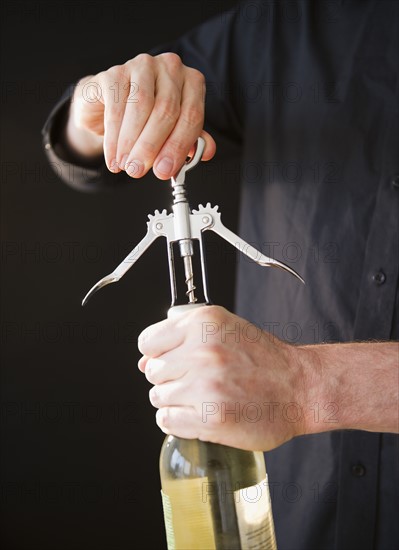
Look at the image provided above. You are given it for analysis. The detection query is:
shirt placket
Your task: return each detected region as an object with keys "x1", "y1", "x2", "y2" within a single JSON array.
[{"x1": 335, "y1": 112, "x2": 399, "y2": 550}]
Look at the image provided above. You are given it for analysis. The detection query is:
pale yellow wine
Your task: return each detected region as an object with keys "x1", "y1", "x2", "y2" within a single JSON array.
[{"x1": 160, "y1": 435, "x2": 277, "y2": 549}]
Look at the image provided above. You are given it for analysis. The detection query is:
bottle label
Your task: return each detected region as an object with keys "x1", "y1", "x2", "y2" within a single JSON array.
[
  {"x1": 234, "y1": 476, "x2": 277, "y2": 550},
  {"x1": 161, "y1": 478, "x2": 216, "y2": 549},
  {"x1": 161, "y1": 490, "x2": 176, "y2": 550}
]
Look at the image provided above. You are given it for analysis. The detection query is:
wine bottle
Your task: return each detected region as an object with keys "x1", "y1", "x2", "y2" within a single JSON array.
[{"x1": 160, "y1": 435, "x2": 277, "y2": 550}]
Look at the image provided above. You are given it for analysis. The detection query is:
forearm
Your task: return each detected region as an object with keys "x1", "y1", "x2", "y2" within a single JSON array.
[{"x1": 300, "y1": 341, "x2": 399, "y2": 435}]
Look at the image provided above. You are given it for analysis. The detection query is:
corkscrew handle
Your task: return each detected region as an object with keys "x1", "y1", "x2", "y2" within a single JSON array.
[
  {"x1": 172, "y1": 138, "x2": 206, "y2": 186},
  {"x1": 170, "y1": 137, "x2": 206, "y2": 304}
]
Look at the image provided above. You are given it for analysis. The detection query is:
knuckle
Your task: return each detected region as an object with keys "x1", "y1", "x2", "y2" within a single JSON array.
[
  {"x1": 157, "y1": 407, "x2": 170, "y2": 430},
  {"x1": 138, "y1": 356, "x2": 146, "y2": 371},
  {"x1": 133, "y1": 53, "x2": 154, "y2": 67},
  {"x1": 149, "y1": 386, "x2": 161, "y2": 408},
  {"x1": 145, "y1": 359, "x2": 163, "y2": 384},
  {"x1": 134, "y1": 87, "x2": 154, "y2": 107},
  {"x1": 207, "y1": 377, "x2": 225, "y2": 398},
  {"x1": 165, "y1": 136, "x2": 190, "y2": 156},
  {"x1": 93, "y1": 70, "x2": 106, "y2": 85},
  {"x1": 145, "y1": 361, "x2": 153, "y2": 382},
  {"x1": 158, "y1": 52, "x2": 182, "y2": 69},
  {"x1": 77, "y1": 78, "x2": 102, "y2": 103},
  {"x1": 187, "y1": 67, "x2": 205, "y2": 84},
  {"x1": 76, "y1": 74, "x2": 96, "y2": 93},
  {"x1": 208, "y1": 304, "x2": 226, "y2": 319},
  {"x1": 107, "y1": 64, "x2": 127, "y2": 81},
  {"x1": 181, "y1": 105, "x2": 203, "y2": 128},
  {"x1": 197, "y1": 373, "x2": 224, "y2": 401},
  {"x1": 153, "y1": 97, "x2": 180, "y2": 124},
  {"x1": 203, "y1": 341, "x2": 221, "y2": 356},
  {"x1": 197, "y1": 305, "x2": 225, "y2": 325},
  {"x1": 105, "y1": 104, "x2": 122, "y2": 122},
  {"x1": 206, "y1": 344, "x2": 229, "y2": 369},
  {"x1": 118, "y1": 137, "x2": 136, "y2": 153},
  {"x1": 138, "y1": 330, "x2": 150, "y2": 355},
  {"x1": 135, "y1": 139, "x2": 157, "y2": 158}
]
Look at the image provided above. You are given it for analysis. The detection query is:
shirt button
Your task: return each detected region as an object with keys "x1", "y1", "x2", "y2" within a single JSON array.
[
  {"x1": 391, "y1": 174, "x2": 399, "y2": 188},
  {"x1": 351, "y1": 463, "x2": 366, "y2": 477},
  {"x1": 372, "y1": 271, "x2": 386, "y2": 285}
]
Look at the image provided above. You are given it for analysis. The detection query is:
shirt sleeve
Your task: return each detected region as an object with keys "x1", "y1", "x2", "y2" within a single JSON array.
[
  {"x1": 41, "y1": 1, "x2": 250, "y2": 192},
  {"x1": 41, "y1": 84, "x2": 131, "y2": 192}
]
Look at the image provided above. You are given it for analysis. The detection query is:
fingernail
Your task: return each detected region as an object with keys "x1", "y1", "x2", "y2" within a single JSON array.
[
  {"x1": 156, "y1": 157, "x2": 174, "y2": 175},
  {"x1": 120, "y1": 154, "x2": 128, "y2": 170},
  {"x1": 109, "y1": 159, "x2": 119, "y2": 172},
  {"x1": 126, "y1": 159, "x2": 144, "y2": 178}
]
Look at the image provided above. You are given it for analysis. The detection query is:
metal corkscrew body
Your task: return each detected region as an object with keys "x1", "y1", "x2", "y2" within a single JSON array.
[{"x1": 82, "y1": 137, "x2": 304, "y2": 307}]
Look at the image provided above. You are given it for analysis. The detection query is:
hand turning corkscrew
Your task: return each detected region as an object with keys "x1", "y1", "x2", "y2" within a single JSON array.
[{"x1": 82, "y1": 137, "x2": 304, "y2": 307}]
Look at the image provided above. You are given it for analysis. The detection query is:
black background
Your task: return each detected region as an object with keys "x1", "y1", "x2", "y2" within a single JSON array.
[{"x1": 0, "y1": 1, "x2": 240, "y2": 548}]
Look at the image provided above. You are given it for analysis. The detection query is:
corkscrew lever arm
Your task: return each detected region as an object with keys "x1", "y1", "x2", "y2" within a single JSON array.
[
  {"x1": 208, "y1": 216, "x2": 305, "y2": 284},
  {"x1": 81, "y1": 228, "x2": 159, "y2": 306},
  {"x1": 190, "y1": 202, "x2": 304, "y2": 285}
]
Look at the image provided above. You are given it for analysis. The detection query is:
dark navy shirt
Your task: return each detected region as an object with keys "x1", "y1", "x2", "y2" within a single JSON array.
[{"x1": 42, "y1": 2, "x2": 399, "y2": 549}]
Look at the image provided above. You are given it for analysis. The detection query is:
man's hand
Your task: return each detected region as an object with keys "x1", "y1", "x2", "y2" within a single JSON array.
[
  {"x1": 138, "y1": 305, "x2": 399, "y2": 451},
  {"x1": 65, "y1": 53, "x2": 216, "y2": 178},
  {"x1": 137, "y1": 305, "x2": 313, "y2": 451}
]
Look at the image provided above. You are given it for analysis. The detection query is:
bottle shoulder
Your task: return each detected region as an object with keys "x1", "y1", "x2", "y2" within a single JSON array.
[{"x1": 160, "y1": 436, "x2": 266, "y2": 485}]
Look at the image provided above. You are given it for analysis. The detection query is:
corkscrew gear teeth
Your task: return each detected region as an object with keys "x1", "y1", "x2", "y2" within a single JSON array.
[{"x1": 82, "y1": 136, "x2": 304, "y2": 307}]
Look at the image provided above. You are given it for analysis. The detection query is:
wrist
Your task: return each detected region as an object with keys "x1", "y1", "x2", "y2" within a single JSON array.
[
  {"x1": 296, "y1": 341, "x2": 399, "y2": 436},
  {"x1": 292, "y1": 344, "x2": 341, "y2": 437}
]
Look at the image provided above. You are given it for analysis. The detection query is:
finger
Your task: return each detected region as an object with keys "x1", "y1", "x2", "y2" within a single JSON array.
[
  {"x1": 98, "y1": 67, "x2": 130, "y2": 172},
  {"x1": 187, "y1": 129, "x2": 217, "y2": 162},
  {"x1": 157, "y1": 407, "x2": 266, "y2": 451},
  {"x1": 115, "y1": 56, "x2": 155, "y2": 173},
  {"x1": 138, "y1": 318, "x2": 184, "y2": 357},
  {"x1": 152, "y1": 67, "x2": 207, "y2": 180},
  {"x1": 145, "y1": 352, "x2": 190, "y2": 384},
  {"x1": 124, "y1": 54, "x2": 184, "y2": 178},
  {"x1": 155, "y1": 406, "x2": 205, "y2": 439},
  {"x1": 137, "y1": 355, "x2": 148, "y2": 373},
  {"x1": 149, "y1": 379, "x2": 198, "y2": 409},
  {"x1": 149, "y1": 371, "x2": 216, "y2": 409},
  {"x1": 152, "y1": 128, "x2": 216, "y2": 181},
  {"x1": 72, "y1": 75, "x2": 105, "y2": 135}
]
